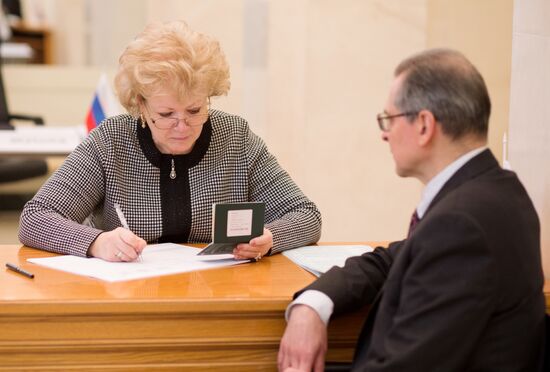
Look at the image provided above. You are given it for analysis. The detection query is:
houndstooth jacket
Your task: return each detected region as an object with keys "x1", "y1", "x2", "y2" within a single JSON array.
[{"x1": 19, "y1": 110, "x2": 322, "y2": 257}]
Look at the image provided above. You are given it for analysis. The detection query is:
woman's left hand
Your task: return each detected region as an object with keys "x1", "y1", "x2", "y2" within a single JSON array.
[{"x1": 233, "y1": 228, "x2": 273, "y2": 260}]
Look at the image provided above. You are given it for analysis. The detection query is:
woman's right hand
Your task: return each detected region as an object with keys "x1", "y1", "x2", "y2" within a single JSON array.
[{"x1": 88, "y1": 227, "x2": 146, "y2": 262}]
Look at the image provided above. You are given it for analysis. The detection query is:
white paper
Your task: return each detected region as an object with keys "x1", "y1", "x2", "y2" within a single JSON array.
[
  {"x1": 283, "y1": 245, "x2": 374, "y2": 277},
  {"x1": 194, "y1": 253, "x2": 236, "y2": 261},
  {"x1": 227, "y1": 209, "x2": 252, "y2": 237},
  {"x1": 27, "y1": 243, "x2": 249, "y2": 282}
]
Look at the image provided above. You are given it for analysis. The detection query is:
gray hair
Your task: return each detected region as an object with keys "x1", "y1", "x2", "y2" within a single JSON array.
[{"x1": 394, "y1": 48, "x2": 491, "y2": 139}]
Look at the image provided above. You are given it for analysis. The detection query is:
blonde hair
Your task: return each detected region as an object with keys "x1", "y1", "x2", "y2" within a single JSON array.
[{"x1": 115, "y1": 20, "x2": 230, "y2": 116}]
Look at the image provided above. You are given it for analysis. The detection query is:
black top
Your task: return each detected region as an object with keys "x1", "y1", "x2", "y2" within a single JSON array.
[{"x1": 138, "y1": 117, "x2": 212, "y2": 242}]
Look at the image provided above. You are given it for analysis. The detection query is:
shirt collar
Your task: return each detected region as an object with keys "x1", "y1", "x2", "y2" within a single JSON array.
[{"x1": 416, "y1": 146, "x2": 487, "y2": 218}]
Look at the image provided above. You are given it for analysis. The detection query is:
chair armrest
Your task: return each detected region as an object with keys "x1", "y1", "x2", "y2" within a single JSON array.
[{"x1": 9, "y1": 114, "x2": 45, "y2": 125}]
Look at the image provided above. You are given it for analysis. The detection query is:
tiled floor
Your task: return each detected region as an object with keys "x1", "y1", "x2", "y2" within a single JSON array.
[{"x1": 0, "y1": 210, "x2": 21, "y2": 244}]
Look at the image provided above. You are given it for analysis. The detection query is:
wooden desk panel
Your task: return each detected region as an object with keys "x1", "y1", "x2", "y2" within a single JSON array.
[
  {"x1": 2, "y1": 244, "x2": 547, "y2": 370},
  {"x1": 0, "y1": 245, "x2": 366, "y2": 371}
]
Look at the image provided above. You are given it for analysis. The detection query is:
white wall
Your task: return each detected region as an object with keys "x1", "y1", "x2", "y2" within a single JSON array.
[{"x1": 509, "y1": 0, "x2": 550, "y2": 277}]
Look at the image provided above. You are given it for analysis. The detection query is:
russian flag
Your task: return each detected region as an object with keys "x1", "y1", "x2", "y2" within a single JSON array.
[{"x1": 85, "y1": 74, "x2": 123, "y2": 132}]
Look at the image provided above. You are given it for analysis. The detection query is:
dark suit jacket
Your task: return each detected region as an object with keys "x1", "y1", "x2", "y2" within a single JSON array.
[{"x1": 303, "y1": 150, "x2": 545, "y2": 371}]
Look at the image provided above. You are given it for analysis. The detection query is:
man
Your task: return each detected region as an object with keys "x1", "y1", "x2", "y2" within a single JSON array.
[{"x1": 278, "y1": 49, "x2": 545, "y2": 371}]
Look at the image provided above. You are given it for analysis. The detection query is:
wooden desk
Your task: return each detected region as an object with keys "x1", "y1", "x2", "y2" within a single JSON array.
[{"x1": 0, "y1": 245, "x2": 366, "y2": 371}]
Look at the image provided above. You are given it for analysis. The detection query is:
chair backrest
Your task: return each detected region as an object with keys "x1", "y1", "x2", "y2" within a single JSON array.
[
  {"x1": 544, "y1": 313, "x2": 550, "y2": 372},
  {"x1": 0, "y1": 54, "x2": 48, "y2": 185},
  {"x1": 2, "y1": 0, "x2": 22, "y2": 19}
]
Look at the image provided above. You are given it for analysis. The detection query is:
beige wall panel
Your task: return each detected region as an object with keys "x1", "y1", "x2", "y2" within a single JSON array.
[
  {"x1": 513, "y1": 0, "x2": 550, "y2": 36},
  {"x1": 87, "y1": 0, "x2": 147, "y2": 68},
  {"x1": 268, "y1": 0, "x2": 426, "y2": 242},
  {"x1": 4, "y1": 65, "x2": 115, "y2": 126},
  {"x1": 46, "y1": 0, "x2": 87, "y2": 66},
  {"x1": 509, "y1": 0, "x2": 550, "y2": 277},
  {"x1": 427, "y1": 0, "x2": 514, "y2": 166},
  {"x1": 266, "y1": 0, "x2": 308, "y2": 179}
]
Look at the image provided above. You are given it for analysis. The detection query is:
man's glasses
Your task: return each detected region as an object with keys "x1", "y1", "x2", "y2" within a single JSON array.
[
  {"x1": 376, "y1": 111, "x2": 418, "y2": 132},
  {"x1": 146, "y1": 101, "x2": 210, "y2": 130}
]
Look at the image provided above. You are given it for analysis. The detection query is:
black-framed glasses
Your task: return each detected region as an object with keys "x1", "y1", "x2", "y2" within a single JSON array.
[
  {"x1": 376, "y1": 111, "x2": 418, "y2": 132},
  {"x1": 145, "y1": 99, "x2": 210, "y2": 130}
]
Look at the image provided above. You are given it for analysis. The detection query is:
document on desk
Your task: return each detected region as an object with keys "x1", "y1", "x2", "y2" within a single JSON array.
[
  {"x1": 283, "y1": 245, "x2": 373, "y2": 277},
  {"x1": 27, "y1": 243, "x2": 249, "y2": 282}
]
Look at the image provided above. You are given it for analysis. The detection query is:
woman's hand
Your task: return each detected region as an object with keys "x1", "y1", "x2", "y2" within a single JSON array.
[
  {"x1": 88, "y1": 227, "x2": 147, "y2": 262},
  {"x1": 233, "y1": 228, "x2": 273, "y2": 260}
]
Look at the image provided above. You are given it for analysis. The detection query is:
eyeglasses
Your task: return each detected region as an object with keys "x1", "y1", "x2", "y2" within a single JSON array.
[
  {"x1": 376, "y1": 111, "x2": 418, "y2": 132},
  {"x1": 145, "y1": 100, "x2": 210, "y2": 130}
]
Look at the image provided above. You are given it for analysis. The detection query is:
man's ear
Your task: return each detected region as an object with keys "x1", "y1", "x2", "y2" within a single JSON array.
[{"x1": 417, "y1": 110, "x2": 437, "y2": 146}]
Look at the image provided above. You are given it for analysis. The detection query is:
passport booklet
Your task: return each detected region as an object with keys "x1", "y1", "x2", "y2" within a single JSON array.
[{"x1": 197, "y1": 202, "x2": 265, "y2": 256}]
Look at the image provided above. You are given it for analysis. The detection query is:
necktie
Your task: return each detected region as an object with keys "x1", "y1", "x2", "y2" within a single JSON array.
[{"x1": 407, "y1": 210, "x2": 420, "y2": 238}]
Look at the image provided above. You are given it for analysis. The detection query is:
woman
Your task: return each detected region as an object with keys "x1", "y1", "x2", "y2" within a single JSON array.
[{"x1": 19, "y1": 20, "x2": 321, "y2": 262}]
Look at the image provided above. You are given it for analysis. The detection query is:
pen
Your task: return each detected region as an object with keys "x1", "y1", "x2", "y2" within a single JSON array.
[
  {"x1": 5, "y1": 262, "x2": 34, "y2": 279},
  {"x1": 114, "y1": 203, "x2": 130, "y2": 229},
  {"x1": 114, "y1": 203, "x2": 142, "y2": 262}
]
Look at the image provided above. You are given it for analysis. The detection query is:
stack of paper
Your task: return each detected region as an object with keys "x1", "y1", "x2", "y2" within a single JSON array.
[
  {"x1": 28, "y1": 243, "x2": 249, "y2": 282},
  {"x1": 283, "y1": 245, "x2": 373, "y2": 277}
]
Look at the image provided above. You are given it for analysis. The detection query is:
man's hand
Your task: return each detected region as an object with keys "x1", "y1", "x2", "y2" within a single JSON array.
[
  {"x1": 278, "y1": 304, "x2": 328, "y2": 372},
  {"x1": 88, "y1": 227, "x2": 146, "y2": 262}
]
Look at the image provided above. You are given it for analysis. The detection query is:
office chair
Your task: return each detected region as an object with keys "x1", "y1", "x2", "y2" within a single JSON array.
[
  {"x1": 0, "y1": 62, "x2": 48, "y2": 209},
  {"x1": 543, "y1": 313, "x2": 550, "y2": 372}
]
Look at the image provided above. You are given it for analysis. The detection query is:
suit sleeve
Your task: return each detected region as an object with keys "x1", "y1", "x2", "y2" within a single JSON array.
[
  {"x1": 298, "y1": 241, "x2": 403, "y2": 316},
  {"x1": 365, "y1": 212, "x2": 496, "y2": 371},
  {"x1": 18, "y1": 130, "x2": 108, "y2": 256}
]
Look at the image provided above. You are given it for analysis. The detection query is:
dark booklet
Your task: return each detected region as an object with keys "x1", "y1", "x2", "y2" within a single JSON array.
[{"x1": 197, "y1": 202, "x2": 265, "y2": 255}]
